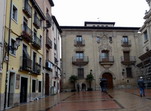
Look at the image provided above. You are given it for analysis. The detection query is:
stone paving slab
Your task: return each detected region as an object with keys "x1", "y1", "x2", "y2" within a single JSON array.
[{"x1": 5, "y1": 89, "x2": 151, "y2": 111}]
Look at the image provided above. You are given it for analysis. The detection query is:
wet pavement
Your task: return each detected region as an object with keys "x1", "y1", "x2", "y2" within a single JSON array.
[{"x1": 6, "y1": 89, "x2": 151, "y2": 111}]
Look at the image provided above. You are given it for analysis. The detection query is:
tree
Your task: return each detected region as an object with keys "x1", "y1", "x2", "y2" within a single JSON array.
[
  {"x1": 86, "y1": 71, "x2": 94, "y2": 91},
  {"x1": 69, "y1": 75, "x2": 78, "y2": 91}
]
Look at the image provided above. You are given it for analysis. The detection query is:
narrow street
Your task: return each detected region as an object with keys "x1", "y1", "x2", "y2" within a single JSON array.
[{"x1": 6, "y1": 89, "x2": 151, "y2": 111}]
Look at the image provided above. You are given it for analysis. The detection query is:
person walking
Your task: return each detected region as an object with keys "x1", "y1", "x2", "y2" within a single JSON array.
[
  {"x1": 100, "y1": 78, "x2": 107, "y2": 93},
  {"x1": 100, "y1": 80, "x2": 103, "y2": 92},
  {"x1": 77, "y1": 83, "x2": 80, "y2": 92},
  {"x1": 138, "y1": 76, "x2": 145, "y2": 97}
]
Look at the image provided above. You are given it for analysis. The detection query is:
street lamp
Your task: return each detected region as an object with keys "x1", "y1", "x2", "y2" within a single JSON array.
[
  {"x1": 14, "y1": 36, "x2": 22, "y2": 50},
  {"x1": 90, "y1": 69, "x2": 92, "y2": 75}
]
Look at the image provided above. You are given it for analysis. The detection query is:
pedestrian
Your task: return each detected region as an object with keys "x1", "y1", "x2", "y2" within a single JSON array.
[
  {"x1": 138, "y1": 76, "x2": 145, "y2": 97},
  {"x1": 100, "y1": 80, "x2": 103, "y2": 92},
  {"x1": 77, "y1": 83, "x2": 80, "y2": 92},
  {"x1": 100, "y1": 78, "x2": 107, "y2": 93}
]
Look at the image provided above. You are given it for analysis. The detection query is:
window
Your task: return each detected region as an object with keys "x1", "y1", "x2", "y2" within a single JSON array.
[
  {"x1": 96, "y1": 36, "x2": 101, "y2": 43},
  {"x1": 122, "y1": 36, "x2": 128, "y2": 43},
  {"x1": 32, "y1": 80, "x2": 36, "y2": 92},
  {"x1": 78, "y1": 68, "x2": 84, "y2": 79},
  {"x1": 33, "y1": 52, "x2": 37, "y2": 72},
  {"x1": 39, "y1": 81, "x2": 41, "y2": 92},
  {"x1": 76, "y1": 35, "x2": 82, "y2": 42},
  {"x1": 10, "y1": 38, "x2": 16, "y2": 55},
  {"x1": 39, "y1": 57, "x2": 42, "y2": 66},
  {"x1": 12, "y1": 5, "x2": 18, "y2": 22},
  {"x1": 126, "y1": 67, "x2": 133, "y2": 78},
  {"x1": 123, "y1": 51, "x2": 130, "y2": 61},
  {"x1": 101, "y1": 50, "x2": 109, "y2": 59},
  {"x1": 144, "y1": 30, "x2": 148, "y2": 42},
  {"x1": 76, "y1": 52, "x2": 84, "y2": 59},
  {"x1": 109, "y1": 37, "x2": 112, "y2": 43},
  {"x1": 40, "y1": 35, "x2": 42, "y2": 47},
  {"x1": 46, "y1": 50, "x2": 49, "y2": 60},
  {"x1": 23, "y1": 17, "x2": 28, "y2": 31},
  {"x1": 34, "y1": 29, "x2": 37, "y2": 41}
]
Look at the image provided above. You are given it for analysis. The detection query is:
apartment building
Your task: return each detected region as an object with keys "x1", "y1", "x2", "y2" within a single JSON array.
[
  {"x1": 137, "y1": 0, "x2": 151, "y2": 88},
  {"x1": 0, "y1": 0, "x2": 6, "y2": 110},
  {"x1": 61, "y1": 22, "x2": 140, "y2": 91},
  {"x1": 35, "y1": 0, "x2": 61, "y2": 95},
  {"x1": 51, "y1": 16, "x2": 62, "y2": 94},
  {"x1": 1, "y1": 0, "x2": 45, "y2": 109}
]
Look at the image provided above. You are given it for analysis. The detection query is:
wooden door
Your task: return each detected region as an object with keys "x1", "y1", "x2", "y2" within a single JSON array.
[
  {"x1": 102, "y1": 73, "x2": 113, "y2": 89},
  {"x1": 45, "y1": 74, "x2": 49, "y2": 95}
]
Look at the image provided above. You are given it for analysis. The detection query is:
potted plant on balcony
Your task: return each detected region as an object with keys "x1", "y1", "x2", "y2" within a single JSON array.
[
  {"x1": 86, "y1": 70, "x2": 94, "y2": 91},
  {"x1": 69, "y1": 75, "x2": 78, "y2": 92}
]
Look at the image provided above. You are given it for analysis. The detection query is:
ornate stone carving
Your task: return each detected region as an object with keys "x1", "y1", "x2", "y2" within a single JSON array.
[{"x1": 146, "y1": 0, "x2": 151, "y2": 6}]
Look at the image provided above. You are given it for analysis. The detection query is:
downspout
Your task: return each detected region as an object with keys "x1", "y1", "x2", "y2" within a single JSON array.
[
  {"x1": 30, "y1": 4, "x2": 33, "y2": 102},
  {"x1": 4, "y1": 0, "x2": 13, "y2": 109}
]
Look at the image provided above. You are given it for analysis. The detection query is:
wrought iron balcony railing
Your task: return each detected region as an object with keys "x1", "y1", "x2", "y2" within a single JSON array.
[
  {"x1": 72, "y1": 56, "x2": 89, "y2": 66},
  {"x1": 45, "y1": 60, "x2": 53, "y2": 71},
  {"x1": 46, "y1": 37, "x2": 52, "y2": 49},
  {"x1": 99, "y1": 56, "x2": 114, "y2": 65},
  {"x1": 121, "y1": 40, "x2": 131, "y2": 47},
  {"x1": 74, "y1": 39, "x2": 85, "y2": 46},
  {"x1": 32, "y1": 35, "x2": 41, "y2": 50},
  {"x1": 22, "y1": 24, "x2": 32, "y2": 42},
  {"x1": 32, "y1": 63, "x2": 41, "y2": 75},
  {"x1": 20, "y1": 56, "x2": 32, "y2": 72},
  {"x1": 121, "y1": 56, "x2": 136, "y2": 65}
]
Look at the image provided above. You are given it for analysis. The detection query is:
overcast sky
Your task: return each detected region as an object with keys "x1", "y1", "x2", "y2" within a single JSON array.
[{"x1": 52, "y1": 0, "x2": 149, "y2": 27}]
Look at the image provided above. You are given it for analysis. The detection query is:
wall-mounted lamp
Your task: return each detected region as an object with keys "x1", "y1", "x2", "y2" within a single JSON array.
[{"x1": 14, "y1": 36, "x2": 22, "y2": 50}]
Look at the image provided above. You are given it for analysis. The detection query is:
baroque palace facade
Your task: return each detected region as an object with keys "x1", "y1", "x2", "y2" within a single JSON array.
[
  {"x1": 61, "y1": 22, "x2": 141, "y2": 91},
  {"x1": 0, "y1": 0, "x2": 61, "y2": 110}
]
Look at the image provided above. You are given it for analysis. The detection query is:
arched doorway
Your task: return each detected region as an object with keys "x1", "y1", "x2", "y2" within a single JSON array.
[
  {"x1": 102, "y1": 73, "x2": 113, "y2": 88},
  {"x1": 81, "y1": 83, "x2": 86, "y2": 91}
]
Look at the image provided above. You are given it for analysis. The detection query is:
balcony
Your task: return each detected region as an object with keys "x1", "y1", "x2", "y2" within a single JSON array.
[
  {"x1": 32, "y1": 63, "x2": 41, "y2": 75},
  {"x1": 33, "y1": 15, "x2": 41, "y2": 29},
  {"x1": 46, "y1": 37, "x2": 52, "y2": 49},
  {"x1": 46, "y1": 13, "x2": 51, "y2": 28},
  {"x1": 74, "y1": 40, "x2": 85, "y2": 47},
  {"x1": 72, "y1": 56, "x2": 89, "y2": 66},
  {"x1": 45, "y1": 60, "x2": 53, "y2": 71},
  {"x1": 121, "y1": 40, "x2": 131, "y2": 47},
  {"x1": 121, "y1": 56, "x2": 136, "y2": 65},
  {"x1": 23, "y1": 2, "x2": 32, "y2": 18},
  {"x1": 22, "y1": 24, "x2": 32, "y2": 42},
  {"x1": 20, "y1": 56, "x2": 32, "y2": 72},
  {"x1": 99, "y1": 56, "x2": 114, "y2": 65},
  {"x1": 32, "y1": 35, "x2": 41, "y2": 50}
]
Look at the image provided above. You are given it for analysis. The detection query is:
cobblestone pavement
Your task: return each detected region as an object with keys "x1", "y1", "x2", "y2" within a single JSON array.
[{"x1": 6, "y1": 89, "x2": 151, "y2": 111}]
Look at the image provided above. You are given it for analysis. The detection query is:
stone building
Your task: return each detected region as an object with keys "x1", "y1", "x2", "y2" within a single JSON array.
[
  {"x1": 137, "y1": 0, "x2": 151, "y2": 88},
  {"x1": 61, "y1": 22, "x2": 140, "y2": 91}
]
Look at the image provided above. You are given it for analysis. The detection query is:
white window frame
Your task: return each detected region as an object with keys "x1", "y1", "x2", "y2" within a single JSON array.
[
  {"x1": 10, "y1": 37, "x2": 16, "y2": 56},
  {"x1": 12, "y1": 4, "x2": 18, "y2": 22}
]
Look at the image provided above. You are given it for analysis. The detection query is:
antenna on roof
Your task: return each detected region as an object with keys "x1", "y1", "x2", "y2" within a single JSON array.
[{"x1": 97, "y1": 18, "x2": 100, "y2": 22}]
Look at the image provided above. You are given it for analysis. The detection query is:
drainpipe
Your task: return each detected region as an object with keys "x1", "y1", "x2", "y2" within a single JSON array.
[{"x1": 4, "y1": 0, "x2": 13, "y2": 109}]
